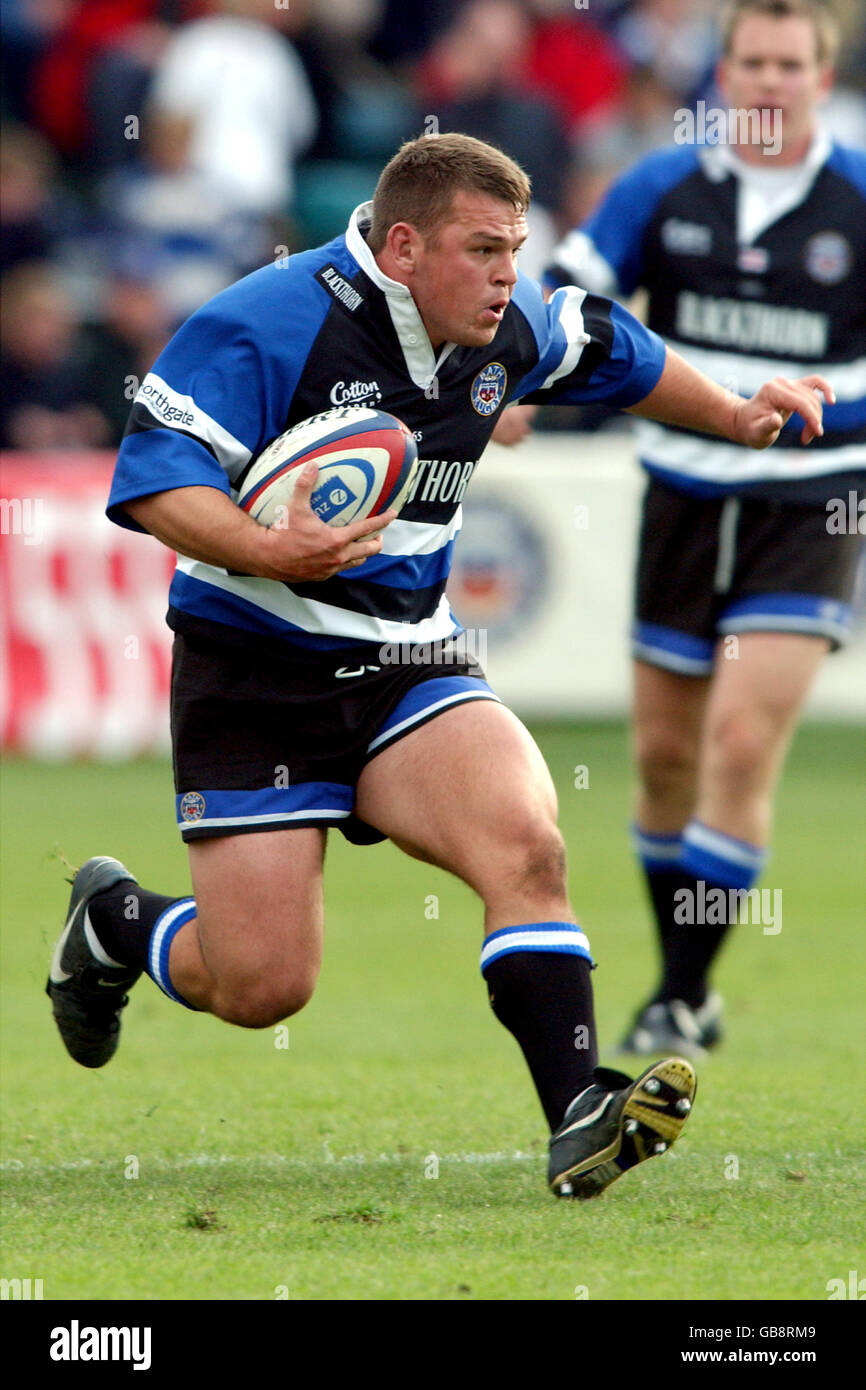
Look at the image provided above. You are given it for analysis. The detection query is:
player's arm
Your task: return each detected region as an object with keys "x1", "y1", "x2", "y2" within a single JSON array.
[
  {"x1": 123, "y1": 466, "x2": 394, "y2": 582},
  {"x1": 491, "y1": 403, "x2": 538, "y2": 446},
  {"x1": 627, "y1": 346, "x2": 835, "y2": 449}
]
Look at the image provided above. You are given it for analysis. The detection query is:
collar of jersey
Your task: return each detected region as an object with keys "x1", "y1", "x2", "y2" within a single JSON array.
[
  {"x1": 346, "y1": 201, "x2": 457, "y2": 390},
  {"x1": 699, "y1": 123, "x2": 831, "y2": 186},
  {"x1": 699, "y1": 126, "x2": 832, "y2": 245}
]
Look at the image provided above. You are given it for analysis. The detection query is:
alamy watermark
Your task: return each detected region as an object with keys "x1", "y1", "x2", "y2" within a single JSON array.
[
  {"x1": 826, "y1": 1269, "x2": 865, "y2": 1299},
  {"x1": 826, "y1": 492, "x2": 865, "y2": 535},
  {"x1": 674, "y1": 881, "x2": 782, "y2": 935},
  {"x1": 49, "y1": 1321, "x2": 151, "y2": 1370},
  {"x1": 675, "y1": 102, "x2": 783, "y2": 157},
  {"x1": 0, "y1": 497, "x2": 44, "y2": 545},
  {"x1": 1, "y1": 1276, "x2": 44, "y2": 1299},
  {"x1": 378, "y1": 626, "x2": 487, "y2": 668}
]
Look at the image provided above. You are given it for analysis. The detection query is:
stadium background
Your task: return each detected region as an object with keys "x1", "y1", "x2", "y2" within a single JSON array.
[{"x1": 2, "y1": 0, "x2": 865, "y2": 1306}]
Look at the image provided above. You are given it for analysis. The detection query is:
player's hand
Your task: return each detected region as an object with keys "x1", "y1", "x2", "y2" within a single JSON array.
[
  {"x1": 261, "y1": 463, "x2": 396, "y2": 581},
  {"x1": 491, "y1": 404, "x2": 538, "y2": 446},
  {"x1": 733, "y1": 375, "x2": 835, "y2": 449}
]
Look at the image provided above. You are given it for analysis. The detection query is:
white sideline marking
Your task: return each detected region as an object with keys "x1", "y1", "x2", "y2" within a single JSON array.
[{"x1": 0, "y1": 1150, "x2": 538, "y2": 1174}]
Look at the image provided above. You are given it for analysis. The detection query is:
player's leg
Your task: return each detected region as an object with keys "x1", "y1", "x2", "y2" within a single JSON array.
[
  {"x1": 46, "y1": 827, "x2": 327, "y2": 1066},
  {"x1": 664, "y1": 493, "x2": 863, "y2": 1030},
  {"x1": 358, "y1": 698, "x2": 570, "y2": 930},
  {"x1": 623, "y1": 478, "x2": 722, "y2": 1051},
  {"x1": 633, "y1": 659, "x2": 710, "y2": 836},
  {"x1": 624, "y1": 635, "x2": 831, "y2": 1051},
  {"x1": 354, "y1": 697, "x2": 696, "y2": 1196},
  {"x1": 694, "y1": 631, "x2": 829, "y2": 843},
  {"x1": 46, "y1": 628, "x2": 347, "y2": 1065},
  {"x1": 357, "y1": 698, "x2": 592, "y2": 1134},
  {"x1": 167, "y1": 827, "x2": 326, "y2": 1024},
  {"x1": 663, "y1": 630, "x2": 830, "y2": 1001},
  {"x1": 622, "y1": 659, "x2": 719, "y2": 1049}
]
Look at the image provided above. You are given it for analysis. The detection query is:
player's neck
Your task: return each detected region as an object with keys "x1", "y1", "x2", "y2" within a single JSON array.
[{"x1": 733, "y1": 126, "x2": 816, "y2": 168}]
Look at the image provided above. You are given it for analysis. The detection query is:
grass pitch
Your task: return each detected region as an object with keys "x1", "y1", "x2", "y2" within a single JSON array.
[{"x1": 2, "y1": 722, "x2": 865, "y2": 1301}]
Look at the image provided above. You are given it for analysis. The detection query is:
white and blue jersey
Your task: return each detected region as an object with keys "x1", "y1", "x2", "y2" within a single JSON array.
[
  {"x1": 545, "y1": 132, "x2": 866, "y2": 501},
  {"x1": 108, "y1": 201, "x2": 665, "y2": 652}
]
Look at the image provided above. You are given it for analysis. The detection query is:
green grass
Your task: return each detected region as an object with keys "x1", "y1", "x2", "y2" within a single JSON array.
[{"x1": 2, "y1": 722, "x2": 865, "y2": 1301}]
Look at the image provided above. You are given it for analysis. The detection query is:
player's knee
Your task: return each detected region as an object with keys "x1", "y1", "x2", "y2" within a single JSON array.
[
  {"x1": 497, "y1": 815, "x2": 568, "y2": 900},
  {"x1": 214, "y1": 974, "x2": 316, "y2": 1029},
  {"x1": 708, "y1": 710, "x2": 776, "y2": 783},
  {"x1": 636, "y1": 731, "x2": 699, "y2": 798}
]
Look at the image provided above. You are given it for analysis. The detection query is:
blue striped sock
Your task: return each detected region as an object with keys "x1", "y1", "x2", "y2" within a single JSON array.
[
  {"x1": 147, "y1": 899, "x2": 198, "y2": 1008},
  {"x1": 480, "y1": 921, "x2": 593, "y2": 973},
  {"x1": 631, "y1": 824, "x2": 684, "y2": 874},
  {"x1": 681, "y1": 820, "x2": 766, "y2": 891},
  {"x1": 481, "y1": 922, "x2": 597, "y2": 1131}
]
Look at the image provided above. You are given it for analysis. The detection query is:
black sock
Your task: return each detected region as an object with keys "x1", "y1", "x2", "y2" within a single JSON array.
[
  {"x1": 87, "y1": 884, "x2": 191, "y2": 973},
  {"x1": 644, "y1": 868, "x2": 731, "y2": 1009},
  {"x1": 484, "y1": 950, "x2": 598, "y2": 1132}
]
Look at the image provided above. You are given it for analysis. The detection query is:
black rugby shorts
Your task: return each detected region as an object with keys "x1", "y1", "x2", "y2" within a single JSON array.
[
  {"x1": 170, "y1": 626, "x2": 499, "y2": 843},
  {"x1": 633, "y1": 477, "x2": 863, "y2": 675}
]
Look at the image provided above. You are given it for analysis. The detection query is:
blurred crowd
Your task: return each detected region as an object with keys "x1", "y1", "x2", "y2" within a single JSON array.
[{"x1": 2, "y1": 0, "x2": 865, "y2": 450}]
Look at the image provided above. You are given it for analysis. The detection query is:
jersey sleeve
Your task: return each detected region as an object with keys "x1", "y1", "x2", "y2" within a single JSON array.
[
  {"x1": 543, "y1": 146, "x2": 700, "y2": 297},
  {"x1": 106, "y1": 305, "x2": 265, "y2": 532},
  {"x1": 510, "y1": 281, "x2": 666, "y2": 410}
]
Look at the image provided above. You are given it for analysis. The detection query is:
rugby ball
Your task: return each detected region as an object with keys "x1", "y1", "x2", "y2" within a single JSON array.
[{"x1": 237, "y1": 406, "x2": 419, "y2": 528}]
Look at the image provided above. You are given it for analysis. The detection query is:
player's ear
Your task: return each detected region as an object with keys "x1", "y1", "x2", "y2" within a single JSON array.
[
  {"x1": 385, "y1": 222, "x2": 423, "y2": 274},
  {"x1": 817, "y1": 62, "x2": 834, "y2": 102}
]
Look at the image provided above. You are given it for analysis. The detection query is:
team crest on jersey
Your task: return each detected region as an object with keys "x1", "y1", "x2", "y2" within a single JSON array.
[
  {"x1": 471, "y1": 362, "x2": 507, "y2": 416},
  {"x1": 180, "y1": 792, "x2": 206, "y2": 822},
  {"x1": 804, "y1": 232, "x2": 852, "y2": 285}
]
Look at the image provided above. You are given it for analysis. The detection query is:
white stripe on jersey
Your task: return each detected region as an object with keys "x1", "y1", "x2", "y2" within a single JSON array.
[
  {"x1": 380, "y1": 513, "x2": 462, "y2": 556},
  {"x1": 175, "y1": 554, "x2": 459, "y2": 645},
  {"x1": 636, "y1": 420, "x2": 866, "y2": 484},
  {"x1": 135, "y1": 373, "x2": 252, "y2": 479},
  {"x1": 540, "y1": 287, "x2": 590, "y2": 390},
  {"x1": 549, "y1": 228, "x2": 619, "y2": 298},
  {"x1": 667, "y1": 342, "x2": 866, "y2": 404}
]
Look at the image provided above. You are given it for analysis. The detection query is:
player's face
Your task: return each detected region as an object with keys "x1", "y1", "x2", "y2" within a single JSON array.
[
  {"x1": 719, "y1": 15, "x2": 833, "y2": 159},
  {"x1": 409, "y1": 192, "x2": 528, "y2": 351}
]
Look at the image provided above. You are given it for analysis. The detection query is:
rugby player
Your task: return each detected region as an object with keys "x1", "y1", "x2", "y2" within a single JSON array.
[
  {"x1": 544, "y1": 0, "x2": 865, "y2": 1056},
  {"x1": 47, "y1": 132, "x2": 832, "y2": 1198}
]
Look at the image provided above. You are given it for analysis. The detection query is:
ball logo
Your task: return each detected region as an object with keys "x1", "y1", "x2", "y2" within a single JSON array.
[
  {"x1": 180, "y1": 792, "x2": 206, "y2": 822},
  {"x1": 471, "y1": 362, "x2": 507, "y2": 416},
  {"x1": 312, "y1": 474, "x2": 358, "y2": 522},
  {"x1": 804, "y1": 232, "x2": 851, "y2": 285}
]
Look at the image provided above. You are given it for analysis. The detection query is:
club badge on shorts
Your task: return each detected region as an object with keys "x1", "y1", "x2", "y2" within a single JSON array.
[
  {"x1": 471, "y1": 362, "x2": 507, "y2": 416},
  {"x1": 180, "y1": 792, "x2": 206, "y2": 823}
]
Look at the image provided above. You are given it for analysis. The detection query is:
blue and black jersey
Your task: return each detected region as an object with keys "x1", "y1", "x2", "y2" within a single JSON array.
[
  {"x1": 545, "y1": 132, "x2": 866, "y2": 501},
  {"x1": 108, "y1": 202, "x2": 665, "y2": 649}
]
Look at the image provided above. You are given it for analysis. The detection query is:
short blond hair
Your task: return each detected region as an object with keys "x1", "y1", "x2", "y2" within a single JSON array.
[
  {"x1": 368, "y1": 133, "x2": 531, "y2": 253},
  {"x1": 721, "y1": 0, "x2": 839, "y2": 65}
]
